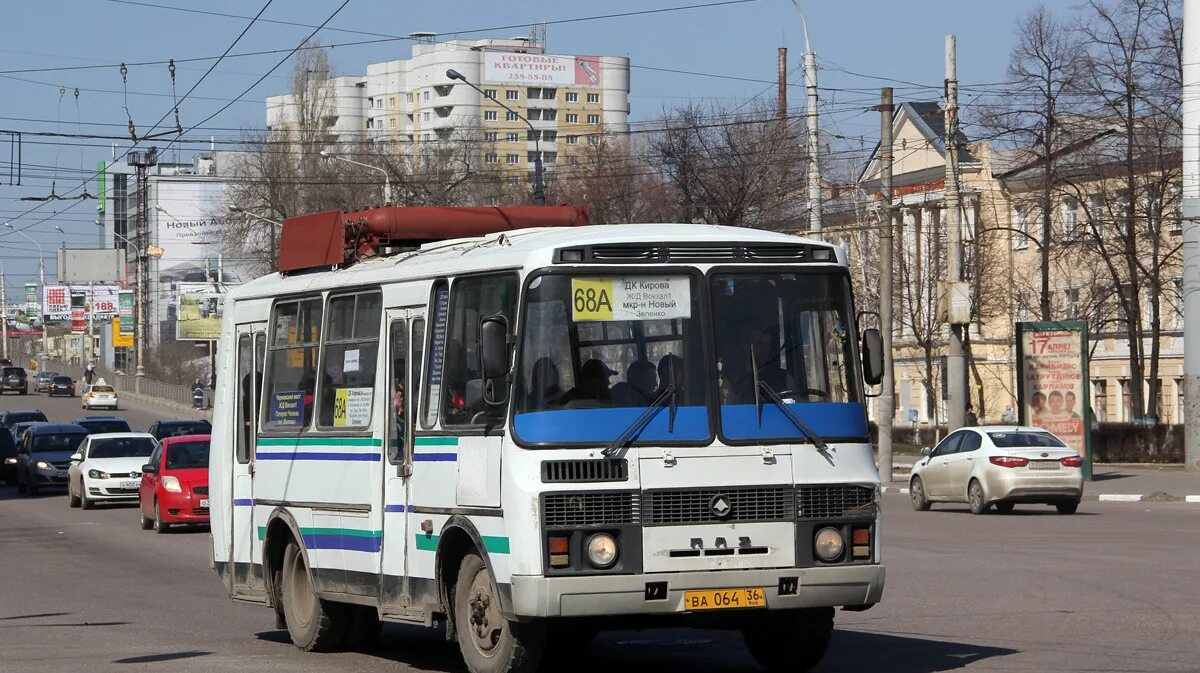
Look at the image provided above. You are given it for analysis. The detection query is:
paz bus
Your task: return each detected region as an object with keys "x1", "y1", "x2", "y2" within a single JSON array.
[{"x1": 209, "y1": 205, "x2": 886, "y2": 673}]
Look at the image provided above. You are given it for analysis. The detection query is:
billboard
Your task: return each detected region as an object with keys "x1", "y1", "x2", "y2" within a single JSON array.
[
  {"x1": 43, "y1": 285, "x2": 120, "y2": 321},
  {"x1": 119, "y1": 290, "x2": 134, "y2": 335},
  {"x1": 57, "y1": 248, "x2": 127, "y2": 283},
  {"x1": 24, "y1": 283, "x2": 37, "y2": 315},
  {"x1": 112, "y1": 317, "x2": 133, "y2": 348},
  {"x1": 175, "y1": 282, "x2": 226, "y2": 340},
  {"x1": 1016, "y1": 321, "x2": 1093, "y2": 479},
  {"x1": 483, "y1": 53, "x2": 601, "y2": 87}
]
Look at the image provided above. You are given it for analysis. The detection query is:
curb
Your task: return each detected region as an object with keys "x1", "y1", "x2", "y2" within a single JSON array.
[
  {"x1": 881, "y1": 485, "x2": 1200, "y2": 503},
  {"x1": 118, "y1": 389, "x2": 213, "y2": 421}
]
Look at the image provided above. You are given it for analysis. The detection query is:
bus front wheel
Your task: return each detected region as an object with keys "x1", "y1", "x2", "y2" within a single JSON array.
[
  {"x1": 454, "y1": 552, "x2": 544, "y2": 673},
  {"x1": 280, "y1": 540, "x2": 348, "y2": 651},
  {"x1": 742, "y1": 607, "x2": 834, "y2": 672}
]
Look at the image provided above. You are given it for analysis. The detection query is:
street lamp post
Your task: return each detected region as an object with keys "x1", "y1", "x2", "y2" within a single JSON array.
[
  {"x1": 228, "y1": 206, "x2": 284, "y2": 270},
  {"x1": 445, "y1": 68, "x2": 546, "y2": 206},
  {"x1": 318, "y1": 151, "x2": 394, "y2": 204},
  {"x1": 3, "y1": 222, "x2": 48, "y2": 369}
]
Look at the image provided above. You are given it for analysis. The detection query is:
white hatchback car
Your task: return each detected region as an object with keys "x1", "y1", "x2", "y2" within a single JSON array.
[
  {"x1": 67, "y1": 432, "x2": 158, "y2": 509},
  {"x1": 909, "y1": 426, "x2": 1084, "y2": 515}
]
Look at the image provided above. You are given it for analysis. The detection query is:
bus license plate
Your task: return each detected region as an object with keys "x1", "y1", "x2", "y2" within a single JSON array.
[{"x1": 682, "y1": 587, "x2": 766, "y2": 611}]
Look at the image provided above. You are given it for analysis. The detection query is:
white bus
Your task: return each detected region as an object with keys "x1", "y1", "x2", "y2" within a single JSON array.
[{"x1": 210, "y1": 206, "x2": 886, "y2": 673}]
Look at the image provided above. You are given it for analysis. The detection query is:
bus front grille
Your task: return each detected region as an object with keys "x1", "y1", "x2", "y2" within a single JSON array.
[
  {"x1": 641, "y1": 487, "x2": 795, "y2": 526},
  {"x1": 796, "y1": 484, "x2": 875, "y2": 519},
  {"x1": 542, "y1": 491, "x2": 640, "y2": 528}
]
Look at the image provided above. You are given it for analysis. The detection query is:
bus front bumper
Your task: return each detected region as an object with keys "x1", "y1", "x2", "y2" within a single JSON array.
[{"x1": 509, "y1": 564, "x2": 884, "y2": 618}]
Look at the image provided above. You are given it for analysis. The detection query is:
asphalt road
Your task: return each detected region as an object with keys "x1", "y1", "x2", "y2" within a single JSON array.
[{"x1": 2, "y1": 390, "x2": 1198, "y2": 672}]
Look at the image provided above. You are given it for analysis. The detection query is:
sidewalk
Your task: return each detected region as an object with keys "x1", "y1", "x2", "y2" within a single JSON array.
[{"x1": 880, "y1": 460, "x2": 1200, "y2": 503}]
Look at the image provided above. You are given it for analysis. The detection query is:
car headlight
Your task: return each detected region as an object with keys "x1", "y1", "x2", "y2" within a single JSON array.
[
  {"x1": 88, "y1": 469, "x2": 110, "y2": 479},
  {"x1": 3, "y1": 457, "x2": 16, "y2": 465},
  {"x1": 162, "y1": 475, "x2": 183, "y2": 493},
  {"x1": 814, "y1": 527, "x2": 845, "y2": 562},
  {"x1": 35, "y1": 460, "x2": 52, "y2": 470},
  {"x1": 586, "y1": 533, "x2": 618, "y2": 569}
]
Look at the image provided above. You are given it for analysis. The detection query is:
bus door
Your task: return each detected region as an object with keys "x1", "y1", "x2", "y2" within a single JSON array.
[
  {"x1": 379, "y1": 308, "x2": 424, "y2": 613},
  {"x1": 232, "y1": 323, "x2": 267, "y2": 596}
]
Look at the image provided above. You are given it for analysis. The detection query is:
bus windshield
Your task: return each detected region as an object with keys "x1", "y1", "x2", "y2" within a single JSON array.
[
  {"x1": 711, "y1": 272, "x2": 867, "y2": 443},
  {"x1": 512, "y1": 273, "x2": 710, "y2": 445}
]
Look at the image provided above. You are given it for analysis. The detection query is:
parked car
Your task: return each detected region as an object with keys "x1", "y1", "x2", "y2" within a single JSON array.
[
  {"x1": 138, "y1": 434, "x2": 211, "y2": 532},
  {"x1": 0, "y1": 410, "x2": 48, "y2": 430},
  {"x1": 81, "y1": 382, "x2": 119, "y2": 410},
  {"x1": 34, "y1": 370, "x2": 59, "y2": 393},
  {"x1": 67, "y1": 432, "x2": 158, "y2": 509},
  {"x1": 73, "y1": 416, "x2": 131, "y2": 434},
  {"x1": 48, "y1": 375, "x2": 76, "y2": 397},
  {"x1": 14, "y1": 424, "x2": 89, "y2": 495},
  {"x1": 1, "y1": 366, "x2": 29, "y2": 395},
  {"x1": 0, "y1": 427, "x2": 17, "y2": 486},
  {"x1": 147, "y1": 419, "x2": 212, "y2": 441},
  {"x1": 909, "y1": 425, "x2": 1084, "y2": 515}
]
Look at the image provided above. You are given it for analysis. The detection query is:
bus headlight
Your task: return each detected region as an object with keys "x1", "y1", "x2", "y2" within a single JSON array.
[
  {"x1": 814, "y1": 527, "x2": 845, "y2": 562},
  {"x1": 586, "y1": 533, "x2": 618, "y2": 569}
]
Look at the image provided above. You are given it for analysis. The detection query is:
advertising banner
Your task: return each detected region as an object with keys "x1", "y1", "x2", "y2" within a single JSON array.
[
  {"x1": 70, "y1": 289, "x2": 86, "y2": 334},
  {"x1": 24, "y1": 283, "x2": 38, "y2": 316},
  {"x1": 483, "y1": 52, "x2": 602, "y2": 86},
  {"x1": 175, "y1": 282, "x2": 226, "y2": 340},
  {"x1": 43, "y1": 285, "x2": 119, "y2": 321},
  {"x1": 118, "y1": 290, "x2": 135, "y2": 335},
  {"x1": 1017, "y1": 320, "x2": 1092, "y2": 479},
  {"x1": 112, "y1": 318, "x2": 133, "y2": 348}
]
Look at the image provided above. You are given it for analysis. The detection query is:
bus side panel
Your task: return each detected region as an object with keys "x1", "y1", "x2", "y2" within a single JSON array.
[{"x1": 210, "y1": 308, "x2": 236, "y2": 580}]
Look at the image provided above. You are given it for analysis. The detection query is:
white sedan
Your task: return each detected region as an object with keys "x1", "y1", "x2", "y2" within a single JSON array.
[
  {"x1": 67, "y1": 432, "x2": 158, "y2": 510},
  {"x1": 909, "y1": 425, "x2": 1084, "y2": 515}
]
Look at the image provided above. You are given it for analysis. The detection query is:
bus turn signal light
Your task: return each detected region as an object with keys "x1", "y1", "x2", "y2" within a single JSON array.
[{"x1": 549, "y1": 536, "x2": 570, "y2": 568}]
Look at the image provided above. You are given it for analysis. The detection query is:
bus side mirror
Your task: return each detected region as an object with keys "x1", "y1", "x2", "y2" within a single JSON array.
[
  {"x1": 479, "y1": 315, "x2": 510, "y2": 380},
  {"x1": 861, "y1": 328, "x2": 883, "y2": 386}
]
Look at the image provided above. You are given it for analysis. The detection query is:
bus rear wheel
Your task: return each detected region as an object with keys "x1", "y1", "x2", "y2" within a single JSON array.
[
  {"x1": 280, "y1": 540, "x2": 348, "y2": 652},
  {"x1": 454, "y1": 552, "x2": 544, "y2": 673},
  {"x1": 742, "y1": 607, "x2": 834, "y2": 673}
]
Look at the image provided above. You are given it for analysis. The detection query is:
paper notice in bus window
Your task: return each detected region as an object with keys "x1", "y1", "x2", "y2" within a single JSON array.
[
  {"x1": 334, "y1": 387, "x2": 373, "y2": 427},
  {"x1": 343, "y1": 348, "x2": 360, "y2": 373},
  {"x1": 571, "y1": 276, "x2": 690, "y2": 322},
  {"x1": 269, "y1": 391, "x2": 305, "y2": 427}
]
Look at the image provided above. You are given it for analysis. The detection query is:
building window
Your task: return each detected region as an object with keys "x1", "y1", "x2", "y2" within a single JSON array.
[
  {"x1": 1062, "y1": 197, "x2": 1079, "y2": 241},
  {"x1": 1172, "y1": 277, "x2": 1184, "y2": 329},
  {"x1": 506, "y1": 132, "x2": 519, "y2": 143},
  {"x1": 389, "y1": 96, "x2": 397, "y2": 108},
  {"x1": 541, "y1": 130, "x2": 557, "y2": 142},
  {"x1": 368, "y1": 97, "x2": 375, "y2": 108},
  {"x1": 506, "y1": 111, "x2": 520, "y2": 122},
  {"x1": 1093, "y1": 380, "x2": 1108, "y2": 422},
  {"x1": 528, "y1": 151, "x2": 541, "y2": 163},
  {"x1": 366, "y1": 118, "x2": 374, "y2": 129},
  {"x1": 542, "y1": 109, "x2": 557, "y2": 121},
  {"x1": 542, "y1": 88, "x2": 556, "y2": 100},
  {"x1": 506, "y1": 90, "x2": 519, "y2": 101},
  {"x1": 565, "y1": 135, "x2": 578, "y2": 145},
  {"x1": 422, "y1": 133, "x2": 430, "y2": 142},
  {"x1": 422, "y1": 112, "x2": 430, "y2": 122},
  {"x1": 387, "y1": 117, "x2": 394, "y2": 129},
  {"x1": 587, "y1": 135, "x2": 598, "y2": 145},
  {"x1": 566, "y1": 113, "x2": 578, "y2": 123},
  {"x1": 485, "y1": 153, "x2": 498, "y2": 164},
  {"x1": 586, "y1": 114, "x2": 600, "y2": 124},
  {"x1": 1064, "y1": 288, "x2": 1079, "y2": 318},
  {"x1": 423, "y1": 90, "x2": 430, "y2": 102},
  {"x1": 406, "y1": 93, "x2": 413, "y2": 104},
  {"x1": 484, "y1": 89, "x2": 497, "y2": 99},
  {"x1": 543, "y1": 152, "x2": 557, "y2": 164},
  {"x1": 527, "y1": 87, "x2": 541, "y2": 100},
  {"x1": 484, "y1": 132, "x2": 498, "y2": 142},
  {"x1": 1013, "y1": 207, "x2": 1029, "y2": 250},
  {"x1": 587, "y1": 92, "x2": 600, "y2": 103},
  {"x1": 506, "y1": 154, "x2": 519, "y2": 165},
  {"x1": 1175, "y1": 378, "x2": 1185, "y2": 424},
  {"x1": 1119, "y1": 378, "x2": 1132, "y2": 422},
  {"x1": 525, "y1": 130, "x2": 538, "y2": 142},
  {"x1": 484, "y1": 110, "x2": 497, "y2": 121},
  {"x1": 565, "y1": 92, "x2": 578, "y2": 103},
  {"x1": 527, "y1": 109, "x2": 541, "y2": 121}
]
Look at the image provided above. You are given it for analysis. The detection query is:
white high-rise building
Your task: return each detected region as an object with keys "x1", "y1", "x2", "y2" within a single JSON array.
[{"x1": 266, "y1": 37, "x2": 631, "y2": 173}]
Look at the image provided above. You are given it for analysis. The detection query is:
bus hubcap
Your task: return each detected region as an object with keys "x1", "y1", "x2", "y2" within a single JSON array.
[{"x1": 467, "y1": 570, "x2": 502, "y2": 655}]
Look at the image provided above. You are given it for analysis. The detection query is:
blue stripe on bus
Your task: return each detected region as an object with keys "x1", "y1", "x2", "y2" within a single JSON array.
[
  {"x1": 412, "y1": 452, "x2": 457, "y2": 462},
  {"x1": 383, "y1": 504, "x2": 418, "y2": 513},
  {"x1": 302, "y1": 533, "x2": 383, "y2": 553},
  {"x1": 255, "y1": 451, "x2": 381, "y2": 462},
  {"x1": 233, "y1": 498, "x2": 255, "y2": 507},
  {"x1": 719, "y1": 402, "x2": 869, "y2": 441},
  {"x1": 513, "y1": 406, "x2": 710, "y2": 444}
]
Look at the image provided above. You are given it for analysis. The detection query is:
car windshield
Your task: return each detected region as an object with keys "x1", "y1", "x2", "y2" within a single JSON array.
[
  {"x1": 512, "y1": 273, "x2": 710, "y2": 445},
  {"x1": 988, "y1": 431, "x2": 1066, "y2": 448},
  {"x1": 6, "y1": 412, "x2": 48, "y2": 427},
  {"x1": 40, "y1": 372, "x2": 58, "y2": 379},
  {"x1": 32, "y1": 433, "x2": 87, "y2": 453},
  {"x1": 52, "y1": 376, "x2": 72, "y2": 384},
  {"x1": 88, "y1": 437, "x2": 156, "y2": 459},
  {"x1": 165, "y1": 440, "x2": 211, "y2": 469},
  {"x1": 710, "y1": 272, "x2": 866, "y2": 443},
  {"x1": 90, "y1": 386, "x2": 116, "y2": 394},
  {"x1": 80, "y1": 420, "x2": 131, "y2": 434},
  {"x1": 156, "y1": 421, "x2": 211, "y2": 438}
]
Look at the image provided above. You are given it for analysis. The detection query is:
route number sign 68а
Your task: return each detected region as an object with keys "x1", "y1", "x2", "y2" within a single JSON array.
[{"x1": 571, "y1": 276, "x2": 692, "y2": 322}]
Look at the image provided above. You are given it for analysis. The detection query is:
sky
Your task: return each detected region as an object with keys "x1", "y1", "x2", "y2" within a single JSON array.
[{"x1": 0, "y1": 0, "x2": 1051, "y2": 300}]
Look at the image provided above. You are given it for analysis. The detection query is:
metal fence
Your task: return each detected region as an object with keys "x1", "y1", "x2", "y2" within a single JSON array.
[{"x1": 45, "y1": 360, "x2": 196, "y2": 407}]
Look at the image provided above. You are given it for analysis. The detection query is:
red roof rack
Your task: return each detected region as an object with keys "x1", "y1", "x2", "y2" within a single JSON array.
[{"x1": 277, "y1": 205, "x2": 589, "y2": 274}]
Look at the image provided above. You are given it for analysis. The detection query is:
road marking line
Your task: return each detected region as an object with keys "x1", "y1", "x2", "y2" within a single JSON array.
[
  {"x1": 1185, "y1": 495, "x2": 1200, "y2": 504},
  {"x1": 1098, "y1": 494, "x2": 1143, "y2": 502}
]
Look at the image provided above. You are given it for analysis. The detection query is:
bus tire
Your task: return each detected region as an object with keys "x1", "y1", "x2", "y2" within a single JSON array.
[
  {"x1": 454, "y1": 551, "x2": 544, "y2": 673},
  {"x1": 280, "y1": 540, "x2": 348, "y2": 652},
  {"x1": 742, "y1": 607, "x2": 834, "y2": 673}
]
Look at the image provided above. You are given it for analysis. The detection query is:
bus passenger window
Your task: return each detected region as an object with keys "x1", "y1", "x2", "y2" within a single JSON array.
[
  {"x1": 388, "y1": 320, "x2": 407, "y2": 463},
  {"x1": 443, "y1": 274, "x2": 517, "y2": 426},
  {"x1": 236, "y1": 334, "x2": 252, "y2": 463},
  {"x1": 263, "y1": 298, "x2": 323, "y2": 430},
  {"x1": 318, "y1": 292, "x2": 382, "y2": 429}
]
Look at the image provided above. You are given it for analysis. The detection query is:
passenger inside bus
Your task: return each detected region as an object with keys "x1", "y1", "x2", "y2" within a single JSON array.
[
  {"x1": 611, "y1": 360, "x2": 657, "y2": 407},
  {"x1": 655, "y1": 354, "x2": 685, "y2": 398},
  {"x1": 525, "y1": 357, "x2": 564, "y2": 410},
  {"x1": 560, "y1": 359, "x2": 615, "y2": 407}
]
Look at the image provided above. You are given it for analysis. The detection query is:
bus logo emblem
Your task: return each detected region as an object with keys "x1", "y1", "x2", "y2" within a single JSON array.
[{"x1": 710, "y1": 495, "x2": 732, "y2": 519}]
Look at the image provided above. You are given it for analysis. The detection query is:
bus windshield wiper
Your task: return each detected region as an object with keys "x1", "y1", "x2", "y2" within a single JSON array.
[
  {"x1": 602, "y1": 384, "x2": 676, "y2": 457},
  {"x1": 750, "y1": 345, "x2": 828, "y2": 451}
]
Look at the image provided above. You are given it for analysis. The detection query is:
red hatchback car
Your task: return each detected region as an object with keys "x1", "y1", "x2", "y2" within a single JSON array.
[{"x1": 138, "y1": 434, "x2": 210, "y2": 533}]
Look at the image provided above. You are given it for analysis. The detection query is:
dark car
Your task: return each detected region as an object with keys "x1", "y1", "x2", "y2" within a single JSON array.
[
  {"x1": 0, "y1": 427, "x2": 17, "y2": 486},
  {"x1": 73, "y1": 416, "x2": 132, "y2": 434},
  {"x1": 148, "y1": 419, "x2": 213, "y2": 441},
  {"x1": 48, "y1": 375, "x2": 77, "y2": 397},
  {"x1": 15, "y1": 423, "x2": 89, "y2": 495},
  {"x1": 1, "y1": 366, "x2": 29, "y2": 395},
  {"x1": 1, "y1": 410, "x2": 49, "y2": 430}
]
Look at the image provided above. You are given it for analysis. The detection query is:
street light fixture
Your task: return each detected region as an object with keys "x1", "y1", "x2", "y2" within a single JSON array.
[
  {"x1": 318, "y1": 150, "x2": 394, "y2": 204},
  {"x1": 446, "y1": 68, "x2": 546, "y2": 206},
  {"x1": 3, "y1": 221, "x2": 48, "y2": 368}
]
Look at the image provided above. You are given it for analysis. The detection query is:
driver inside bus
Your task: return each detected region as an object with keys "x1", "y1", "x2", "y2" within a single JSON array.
[
  {"x1": 561, "y1": 359, "x2": 615, "y2": 407},
  {"x1": 721, "y1": 325, "x2": 793, "y2": 403}
]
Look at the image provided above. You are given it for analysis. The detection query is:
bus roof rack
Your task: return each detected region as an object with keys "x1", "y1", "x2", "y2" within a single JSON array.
[{"x1": 277, "y1": 204, "x2": 589, "y2": 274}]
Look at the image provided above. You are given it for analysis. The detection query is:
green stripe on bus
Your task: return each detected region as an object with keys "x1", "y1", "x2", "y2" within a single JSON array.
[
  {"x1": 255, "y1": 526, "x2": 381, "y2": 540},
  {"x1": 257, "y1": 437, "x2": 383, "y2": 447},
  {"x1": 414, "y1": 436, "x2": 459, "y2": 446},
  {"x1": 414, "y1": 533, "x2": 510, "y2": 554}
]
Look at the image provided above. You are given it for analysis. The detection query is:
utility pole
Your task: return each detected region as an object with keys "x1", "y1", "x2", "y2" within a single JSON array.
[
  {"x1": 804, "y1": 43, "x2": 821, "y2": 233},
  {"x1": 1, "y1": 270, "x2": 8, "y2": 360},
  {"x1": 878, "y1": 88, "x2": 896, "y2": 482},
  {"x1": 128, "y1": 148, "x2": 157, "y2": 380},
  {"x1": 944, "y1": 35, "x2": 966, "y2": 431},
  {"x1": 777, "y1": 48, "x2": 788, "y2": 121},
  {"x1": 86, "y1": 281, "x2": 94, "y2": 367},
  {"x1": 1182, "y1": 0, "x2": 1200, "y2": 472}
]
